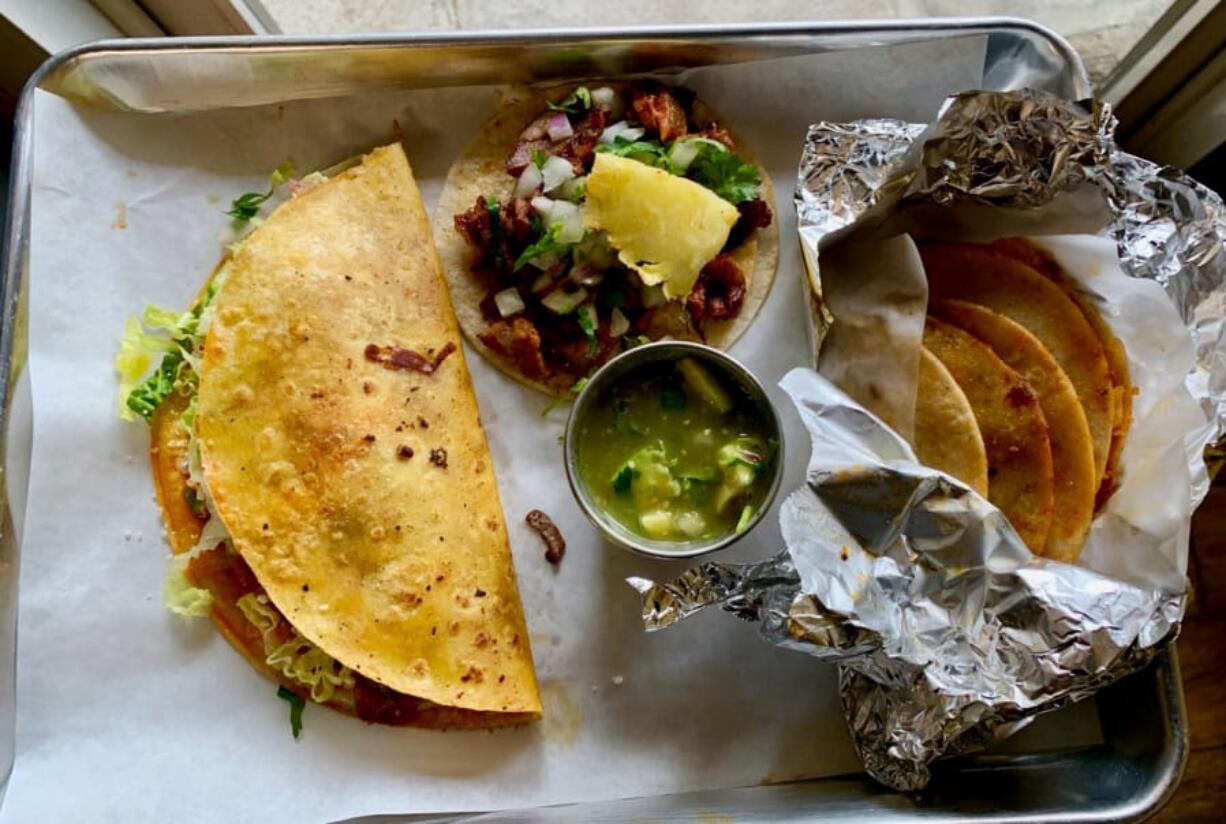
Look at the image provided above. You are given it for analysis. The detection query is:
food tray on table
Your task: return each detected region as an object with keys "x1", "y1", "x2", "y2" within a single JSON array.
[{"x1": 0, "y1": 19, "x2": 1186, "y2": 823}]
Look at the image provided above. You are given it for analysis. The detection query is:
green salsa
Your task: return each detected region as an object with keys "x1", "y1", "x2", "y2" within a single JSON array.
[{"x1": 574, "y1": 357, "x2": 777, "y2": 544}]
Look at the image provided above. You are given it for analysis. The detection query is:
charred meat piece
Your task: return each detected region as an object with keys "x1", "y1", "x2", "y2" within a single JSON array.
[
  {"x1": 455, "y1": 196, "x2": 538, "y2": 282},
  {"x1": 353, "y1": 677, "x2": 432, "y2": 726},
  {"x1": 478, "y1": 317, "x2": 548, "y2": 380},
  {"x1": 724, "y1": 197, "x2": 774, "y2": 251},
  {"x1": 526, "y1": 509, "x2": 566, "y2": 565},
  {"x1": 500, "y1": 196, "x2": 535, "y2": 246},
  {"x1": 630, "y1": 86, "x2": 688, "y2": 142},
  {"x1": 686, "y1": 254, "x2": 747, "y2": 323},
  {"x1": 552, "y1": 109, "x2": 608, "y2": 175},
  {"x1": 454, "y1": 195, "x2": 493, "y2": 253}
]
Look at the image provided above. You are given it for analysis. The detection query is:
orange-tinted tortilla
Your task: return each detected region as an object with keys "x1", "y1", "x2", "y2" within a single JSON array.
[
  {"x1": 921, "y1": 243, "x2": 1116, "y2": 499},
  {"x1": 985, "y1": 237, "x2": 1132, "y2": 506},
  {"x1": 924, "y1": 316, "x2": 1055, "y2": 553},
  {"x1": 931, "y1": 299, "x2": 1095, "y2": 562}
]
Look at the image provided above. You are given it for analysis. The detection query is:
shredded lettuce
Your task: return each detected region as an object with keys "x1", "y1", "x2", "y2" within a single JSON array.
[
  {"x1": 237, "y1": 593, "x2": 354, "y2": 704},
  {"x1": 267, "y1": 638, "x2": 355, "y2": 703},
  {"x1": 226, "y1": 160, "x2": 295, "y2": 222},
  {"x1": 236, "y1": 593, "x2": 281, "y2": 650},
  {"x1": 163, "y1": 555, "x2": 213, "y2": 619},
  {"x1": 115, "y1": 317, "x2": 175, "y2": 421},
  {"x1": 116, "y1": 266, "x2": 229, "y2": 424}
]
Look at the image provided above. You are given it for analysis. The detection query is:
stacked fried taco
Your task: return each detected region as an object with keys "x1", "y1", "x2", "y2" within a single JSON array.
[
  {"x1": 118, "y1": 143, "x2": 541, "y2": 729},
  {"x1": 909, "y1": 238, "x2": 1132, "y2": 562},
  {"x1": 435, "y1": 82, "x2": 780, "y2": 395}
]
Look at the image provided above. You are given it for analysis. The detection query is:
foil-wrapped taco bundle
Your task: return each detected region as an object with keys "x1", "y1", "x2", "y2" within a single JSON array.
[{"x1": 630, "y1": 89, "x2": 1226, "y2": 791}]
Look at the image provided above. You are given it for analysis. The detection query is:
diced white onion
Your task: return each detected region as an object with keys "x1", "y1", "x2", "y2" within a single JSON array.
[
  {"x1": 667, "y1": 137, "x2": 727, "y2": 172},
  {"x1": 530, "y1": 196, "x2": 555, "y2": 221},
  {"x1": 546, "y1": 112, "x2": 574, "y2": 141},
  {"x1": 676, "y1": 511, "x2": 706, "y2": 537},
  {"x1": 591, "y1": 86, "x2": 616, "y2": 108},
  {"x1": 642, "y1": 284, "x2": 666, "y2": 308},
  {"x1": 667, "y1": 141, "x2": 702, "y2": 172},
  {"x1": 550, "y1": 200, "x2": 585, "y2": 243},
  {"x1": 541, "y1": 155, "x2": 575, "y2": 192},
  {"x1": 514, "y1": 163, "x2": 543, "y2": 198},
  {"x1": 494, "y1": 287, "x2": 526, "y2": 318},
  {"x1": 541, "y1": 287, "x2": 588, "y2": 314},
  {"x1": 558, "y1": 175, "x2": 586, "y2": 202},
  {"x1": 609, "y1": 307, "x2": 630, "y2": 337},
  {"x1": 598, "y1": 121, "x2": 645, "y2": 145}
]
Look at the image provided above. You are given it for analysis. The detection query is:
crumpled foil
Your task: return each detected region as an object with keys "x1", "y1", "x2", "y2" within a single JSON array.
[{"x1": 629, "y1": 89, "x2": 1226, "y2": 791}]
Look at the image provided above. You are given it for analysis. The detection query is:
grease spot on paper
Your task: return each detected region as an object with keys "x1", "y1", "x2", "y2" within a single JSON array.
[{"x1": 540, "y1": 680, "x2": 582, "y2": 747}]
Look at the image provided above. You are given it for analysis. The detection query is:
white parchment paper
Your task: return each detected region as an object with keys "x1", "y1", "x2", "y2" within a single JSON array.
[{"x1": 6, "y1": 39, "x2": 1008, "y2": 822}]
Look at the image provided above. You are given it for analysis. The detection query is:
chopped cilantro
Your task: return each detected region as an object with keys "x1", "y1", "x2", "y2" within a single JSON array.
[
  {"x1": 598, "y1": 135, "x2": 761, "y2": 204},
  {"x1": 596, "y1": 136, "x2": 673, "y2": 170},
  {"x1": 277, "y1": 685, "x2": 305, "y2": 739},
  {"x1": 576, "y1": 307, "x2": 598, "y2": 355},
  {"x1": 546, "y1": 86, "x2": 592, "y2": 115},
  {"x1": 531, "y1": 149, "x2": 548, "y2": 169},
  {"x1": 686, "y1": 143, "x2": 761, "y2": 204},
  {"x1": 514, "y1": 224, "x2": 567, "y2": 271}
]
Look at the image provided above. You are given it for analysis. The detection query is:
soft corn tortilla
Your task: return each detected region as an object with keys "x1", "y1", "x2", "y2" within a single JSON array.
[
  {"x1": 921, "y1": 243, "x2": 1116, "y2": 495},
  {"x1": 924, "y1": 316, "x2": 1055, "y2": 553},
  {"x1": 190, "y1": 143, "x2": 540, "y2": 723},
  {"x1": 986, "y1": 237, "x2": 1133, "y2": 505},
  {"x1": 931, "y1": 299, "x2": 1095, "y2": 562},
  {"x1": 913, "y1": 347, "x2": 989, "y2": 496},
  {"x1": 434, "y1": 82, "x2": 780, "y2": 397}
]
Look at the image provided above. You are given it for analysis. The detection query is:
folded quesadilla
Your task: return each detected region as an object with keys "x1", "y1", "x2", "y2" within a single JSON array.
[
  {"x1": 119, "y1": 143, "x2": 541, "y2": 730},
  {"x1": 435, "y1": 81, "x2": 780, "y2": 396}
]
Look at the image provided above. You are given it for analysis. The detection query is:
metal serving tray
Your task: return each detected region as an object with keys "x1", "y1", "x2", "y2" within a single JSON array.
[{"x1": 0, "y1": 20, "x2": 1185, "y2": 822}]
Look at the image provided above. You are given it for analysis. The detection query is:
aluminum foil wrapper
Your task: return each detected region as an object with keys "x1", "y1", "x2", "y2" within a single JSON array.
[{"x1": 630, "y1": 89, "x2": 1226, "y2": 792}]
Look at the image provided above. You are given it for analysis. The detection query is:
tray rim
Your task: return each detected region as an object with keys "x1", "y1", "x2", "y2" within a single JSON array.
[{"x1": 0, "y1": 19, "x2": 1185, "y2": 823}]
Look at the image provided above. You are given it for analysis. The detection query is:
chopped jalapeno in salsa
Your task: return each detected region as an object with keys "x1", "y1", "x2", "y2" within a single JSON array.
[{"x1": 575, "y1": 356, "x2": 776, "y2": 544}]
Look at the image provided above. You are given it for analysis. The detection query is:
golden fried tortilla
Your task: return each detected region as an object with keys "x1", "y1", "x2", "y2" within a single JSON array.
[
  {"x1": 924, "y1": 316, "x2": 1055, "y2": 553},
  {"x1": 195, "y1": 143, "x2": 541, "y2": 722},
  {"x1": 986, "y1": 237, "x2": 1132, "y2": 506},
  {"x1": 913, "y1": 346, "x2": 989, "y2": 496},
  {"x1": 921, "y1": 243, "x2": 1115, "y2": 495},
  {"x1": 931, "y1": 299, "x2": 1095, "y2": 562}
]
